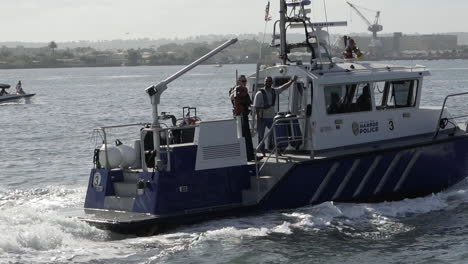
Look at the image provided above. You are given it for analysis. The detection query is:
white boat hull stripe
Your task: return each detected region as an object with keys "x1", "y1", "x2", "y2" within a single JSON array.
[
  {"x1": 374, "y1": 152, "x2": 403, "y2": 195},
  {"x1": 353, "y1": 155, "x2": 382, "y2": 198},
  {"x1": 310, "y1": 162, "x2": 340, "y2": 203},
  {"x1": 332, "y1": 159, "x2": 361, "y2": 201},
  {"x1": 394, "y1": 150, "x2": 422, "y2": 192}
]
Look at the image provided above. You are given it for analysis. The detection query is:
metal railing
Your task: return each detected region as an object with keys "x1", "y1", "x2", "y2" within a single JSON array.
[
  {"x1": 94, "y1": 123, "x2": 148, "y2": 170},
  {"x1": 155, "y1": 125, "x2": 198, "y2": 172},
  {"x1": 94, "y1": 122, "x2": 198, "y2": 171},
  {"x1": 433, "y1": 91, "x2": 468, "y2": 139},
  {"x1": 254, "y1": 116, "x2": 310, "y2": 177},
  {"x1": 322, "y1": 65, "x2": 427, "y2": 75}
]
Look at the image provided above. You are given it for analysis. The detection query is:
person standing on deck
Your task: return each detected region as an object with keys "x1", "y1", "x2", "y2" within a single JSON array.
[
  {"x1": 253, "y1": 75, "x2": 297, "y2": 155},
  {"x1": 15, "y1": 81, "x2": 25, "y2": 94},
  {"x1": 230, "y1": 75, "x2": 255, "y2": 161}
]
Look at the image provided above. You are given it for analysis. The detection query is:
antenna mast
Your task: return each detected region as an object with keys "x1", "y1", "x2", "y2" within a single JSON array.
[{"x1": 279, "y1": 0, "x2": 288, "y2": 65}]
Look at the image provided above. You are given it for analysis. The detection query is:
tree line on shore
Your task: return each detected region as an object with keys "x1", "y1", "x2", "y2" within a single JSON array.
[
  {"x1": 0, "y1": 39, "x2": 276, "y2": 69},
  {"x1": 1, "y1": 38, "x2": 467, "y2": 69}
]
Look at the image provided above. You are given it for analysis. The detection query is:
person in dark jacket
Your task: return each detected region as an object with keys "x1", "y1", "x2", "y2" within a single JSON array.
[{"x1": 230, "y1": 75, "x2": 255, "y2": 161}]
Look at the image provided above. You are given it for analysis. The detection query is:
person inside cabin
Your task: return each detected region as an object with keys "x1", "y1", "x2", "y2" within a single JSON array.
[
  {"x1": 357, "y1": 85, "x2": 372, "y2": 111},
  {"x1": 15, "y1": 80, "x2": 25, "y2": 95},
  {"x1": 253, "y1": 75, "x2": 297, "y2": 155},
  {"x1": 328, "y1": 92, "x2": 342, "y2": 114},
  {"x1": 230, "y1": 75, "x2": 255, "y2": 161}
]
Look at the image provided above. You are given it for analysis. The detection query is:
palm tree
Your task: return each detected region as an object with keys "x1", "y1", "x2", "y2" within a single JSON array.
[{"x1": 48, "y1": 41, "x2": 58, "y2": 56}]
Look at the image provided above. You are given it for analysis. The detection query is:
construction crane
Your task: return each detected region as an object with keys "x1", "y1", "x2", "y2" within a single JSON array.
[{"x1": 347, "y1": 2, "x2": 383, "y2": 39}]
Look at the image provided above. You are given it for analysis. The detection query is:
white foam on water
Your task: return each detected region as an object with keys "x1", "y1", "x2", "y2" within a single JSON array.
[
  {"x1": 3, "y1": 178, "x2": 468, "y2": 263},
  {"x1": 138, "y1": 179, "x2": 468, "y2": 261},
  {"x1": 0, "y1": 185, "x2": 140, "y2": 263}
]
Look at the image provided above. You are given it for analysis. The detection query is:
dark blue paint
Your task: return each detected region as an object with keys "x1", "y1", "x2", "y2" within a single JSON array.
[
  {"x1": 86, "y1": 145, "x2": 255, "y2": 215},
  {"x1": 261, "y1": 136, "x2": 468, "y2": 210},
  {"x1": 85, "y1": 136, "x2": 468, "y2": 229},
  {"x1": 84, "y1": 169, "x2": 118, "y2": 209},
  {"x1": 261, "y1": 162, "x2": 331, "y2": 209},
  {"x1": 316, "y1": 159, "x2": 354, "y2": 202},
  {"x1": 335, "y1": 156, "x2": 375, "y2": 201}
]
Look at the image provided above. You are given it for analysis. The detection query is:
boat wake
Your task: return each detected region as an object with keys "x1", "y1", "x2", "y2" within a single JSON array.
[
  {"x1": 0, "y1": 186, "x2": 111, "y2": 263},
  {"x1": 1, "y1": 178, "x2": 468, "y2": 263}
]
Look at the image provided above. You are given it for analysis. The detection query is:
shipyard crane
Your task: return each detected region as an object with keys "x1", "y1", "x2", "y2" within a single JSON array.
[{"x1": 347, "y1": 2, "x2": 383, "y2": 39}]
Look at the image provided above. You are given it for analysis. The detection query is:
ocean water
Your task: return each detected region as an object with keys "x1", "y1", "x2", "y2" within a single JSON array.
[{"x1": 1, "y1": 60, "x2": 468, "y2": 263}]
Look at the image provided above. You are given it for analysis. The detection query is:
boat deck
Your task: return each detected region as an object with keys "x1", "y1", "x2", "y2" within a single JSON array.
[{"x1": 80, "y1": 208, "x2": 160, "y2": 224}]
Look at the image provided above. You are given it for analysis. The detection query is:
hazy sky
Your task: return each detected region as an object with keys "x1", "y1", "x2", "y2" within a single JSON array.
[{"x1": 2, "y1": 0, "x2": 467, "y2": 42}]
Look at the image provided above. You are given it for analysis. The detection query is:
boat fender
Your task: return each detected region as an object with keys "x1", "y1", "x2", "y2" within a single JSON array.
[
  {"x1": 115, "y1": 140, "x2": 137, "y2": 169},
  {"x1": 98, "y1": 144, "x2": 122, "y2": 169}
]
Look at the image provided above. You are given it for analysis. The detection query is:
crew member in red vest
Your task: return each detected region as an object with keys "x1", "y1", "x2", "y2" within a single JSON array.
[
  {"x1": 230, "y1": 75, "x2": 255, "y2": 161},
  {"x1": 343, "y1": 35, "x2": 364, "y2": 59}
]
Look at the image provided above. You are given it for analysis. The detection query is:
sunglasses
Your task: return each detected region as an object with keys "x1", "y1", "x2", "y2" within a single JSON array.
[{"x1": 240, "y1": 80, "x2": 247, "y2": 83}]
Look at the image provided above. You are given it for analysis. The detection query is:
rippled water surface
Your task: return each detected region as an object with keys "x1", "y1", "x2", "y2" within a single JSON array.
[{"x1": 1, "y1": 60, "x2": 468, "y2": 263}]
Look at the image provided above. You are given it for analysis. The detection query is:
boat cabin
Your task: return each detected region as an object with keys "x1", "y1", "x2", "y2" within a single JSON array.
[{"x1": 246, "y1": 62, "x2": 446, "y2": 157}]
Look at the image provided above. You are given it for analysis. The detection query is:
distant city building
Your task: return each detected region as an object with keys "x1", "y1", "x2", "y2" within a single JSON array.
[{"x1": 353, "y1": 33, "x2": 458, "y2": 57}]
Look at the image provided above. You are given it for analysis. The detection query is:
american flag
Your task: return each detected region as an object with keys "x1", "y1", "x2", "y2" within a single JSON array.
[{"x1": 265, "y1": 1, "x2": 272, "y2": 21}]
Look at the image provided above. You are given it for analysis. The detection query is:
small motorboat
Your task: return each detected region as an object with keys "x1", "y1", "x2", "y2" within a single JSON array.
[
  {"x1": 80, "y1": 0, "x2": 468, "y2": 235},
  {"x1": 0, "y1": 83, "x2": 35, "y2": 103}
]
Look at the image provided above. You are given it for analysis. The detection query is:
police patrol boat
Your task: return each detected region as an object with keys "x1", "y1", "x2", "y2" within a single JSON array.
[{"x1": 82, "y1": 0, "x2": 468, "y2": 234}]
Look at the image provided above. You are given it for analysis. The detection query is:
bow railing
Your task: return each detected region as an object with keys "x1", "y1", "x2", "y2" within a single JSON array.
[{"x1": 433, "y1": 92, "x2": 468, "y2": 139}]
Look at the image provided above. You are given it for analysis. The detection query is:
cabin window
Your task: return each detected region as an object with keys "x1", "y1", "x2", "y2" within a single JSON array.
[
  {"x1": 324, "y1": 83, "x2": 372, "y2": 114},
  {"x1": 376, "y1": 80, "x2": 418, "y2": 109}
]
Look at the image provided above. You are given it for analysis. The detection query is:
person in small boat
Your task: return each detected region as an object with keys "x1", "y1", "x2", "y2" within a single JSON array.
[
  {"x1": 357, "y1": 85, "x2": 372, "y2": 111},
  {"x1": 15, "y1": 81, "x2": 25, "y2": 95},
  {"x1": 253, "y1": 75, "x2": 297, "y2": 154},
  {"x1": 0, "y1": 87, "x2": 8, "y2": 96},
  {"x1": 230, "y1": 75, "x2": 255, "y2": 161}
]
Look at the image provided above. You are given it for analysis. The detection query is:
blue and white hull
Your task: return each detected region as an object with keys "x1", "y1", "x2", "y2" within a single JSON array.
[{"x1": 82, "y1": 134, "x2": 468, "y2": 234}]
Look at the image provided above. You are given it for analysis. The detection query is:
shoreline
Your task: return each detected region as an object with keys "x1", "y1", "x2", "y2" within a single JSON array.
[{"x1": 0, "y1": 57, "x2": 466, "y2": 70}]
